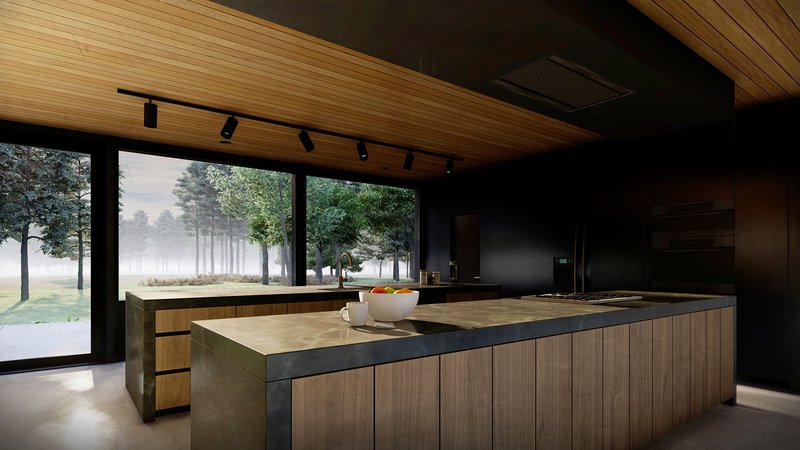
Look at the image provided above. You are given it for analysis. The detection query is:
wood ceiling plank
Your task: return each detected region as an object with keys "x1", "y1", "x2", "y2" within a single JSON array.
[
  {"x1": 629, "y1": 0, "x2": 773, "y2": 105},
  {"x1": 711, "y1": 0, "x2": 800, "y2": 91},
  {"x1": 656, "y1": 0, "x2": 788, "y2": 100},
  {"x1": 144, "y1": 0, "x2": 598, "y2": 139},
  {"x1": 0, "y1": 5, "x2": 588, "y2": 155},
  {"x1": 747, "y1": 0, "x2": 800, "y2": 65}
]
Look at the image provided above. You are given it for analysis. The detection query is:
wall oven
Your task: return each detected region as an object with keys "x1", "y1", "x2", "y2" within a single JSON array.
[{"x1": 650, "y1": 198, "x2": 735, "y2": 294}]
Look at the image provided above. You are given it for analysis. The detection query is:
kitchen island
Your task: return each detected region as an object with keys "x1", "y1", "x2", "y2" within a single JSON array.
[
  {"x1": 190, "y1": 291, "x2": 735, "y2": 449},
  {"x1": 125, "y1": 283, "x2": 500, "y2": 421}
]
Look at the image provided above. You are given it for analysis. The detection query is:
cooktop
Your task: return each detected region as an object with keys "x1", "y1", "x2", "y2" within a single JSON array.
[{"x1": 534, "y1": 292, "x2": 645, "y2": 304}]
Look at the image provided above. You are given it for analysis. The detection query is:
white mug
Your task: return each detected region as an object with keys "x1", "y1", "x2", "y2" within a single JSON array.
[{"x1": 340, "y1": 301, "x2": 368, "y2": 327}]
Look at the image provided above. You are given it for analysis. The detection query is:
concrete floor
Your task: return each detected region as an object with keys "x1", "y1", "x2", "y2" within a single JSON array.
[
  {"x1": 0, "y1": 362, "x2": 799, "y2": 449},
  {"x1": 0, "y1": 321, "x2": 91, "y2": 362}
]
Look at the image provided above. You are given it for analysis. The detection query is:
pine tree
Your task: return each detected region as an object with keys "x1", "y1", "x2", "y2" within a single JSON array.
[{"x1": 0, "y1": 144, "x2": 82, "y2": 300}]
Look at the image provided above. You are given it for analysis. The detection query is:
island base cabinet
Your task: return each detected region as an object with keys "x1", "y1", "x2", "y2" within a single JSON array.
[
  {"x1": 292, "y1": 367, "x2": 374, "y2": 450},
  {"x1": 440, "y1": 348, "x2": 493, "y2": 449},
  {"x1": 191, "y1": 339, "x2": 266, "y2": 450},
  {"x1": 190, "y1": 306, "x2": 735, "y2": 450},
  {"x1": 375, "y1": 357, "x2": 440, "y2": 450}
]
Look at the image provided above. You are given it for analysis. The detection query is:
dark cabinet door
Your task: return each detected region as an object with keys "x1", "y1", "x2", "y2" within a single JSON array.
[
  {"x1": 587, "y1": 209, "x2": 647, "y2": 292},
  {"x1": 452, "y1": 214, "x2": 480, "y2": 283},
  {"x1": 736, "y1": 193, "x2": 789, "y2": 385}
]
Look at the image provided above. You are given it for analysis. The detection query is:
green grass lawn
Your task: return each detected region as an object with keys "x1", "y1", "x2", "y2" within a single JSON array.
[
  {"x1": 0, "y1": 274, "x2": 415, "y2": 325},
  {"x1": 0, "y1": 288, "x2": 90, "y2": 325}
]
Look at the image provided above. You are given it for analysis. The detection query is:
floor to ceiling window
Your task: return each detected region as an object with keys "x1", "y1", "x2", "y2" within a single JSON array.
[
  {"x1": 306, "y1": 175, "x2": 416, "y2": 286},
  {"x1": 0, "y1": 143, "x2": 92, "y2": 362},
  {"x1": 118, "y1": 151, "x2": 294, "y2": 297}
]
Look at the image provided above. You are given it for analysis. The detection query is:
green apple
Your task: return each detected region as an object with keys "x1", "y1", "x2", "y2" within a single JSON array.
[{"x1": 384, "y1": 286, "x2": 396, "y2": 294}]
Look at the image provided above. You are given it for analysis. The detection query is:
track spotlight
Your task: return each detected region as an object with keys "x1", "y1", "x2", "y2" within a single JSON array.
[
  {"x1": 119, "y1": 90, "x2": 466, "y2": 170},
  {"x1": 144, "y1": 100, "x2": 157, "y2": 129},
  {"x1": 357, "y1": 141, "x2": 369, "y2": 161},
  {"x1": 298, "y1": 130, "x2": 315, "y2": 152},
  {"x1": 220, "y1": 115, "x2": 238, "y2": 139},
  {"x1": 403, "y1": 152, "x2": 414, "y2": 170}
]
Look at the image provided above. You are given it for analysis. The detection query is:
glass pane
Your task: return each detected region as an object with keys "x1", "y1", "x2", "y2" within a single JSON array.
[
  {"x1": 118, "y1": 152, "x2": 293, "y2": 299},
  {"x1": 0, "y1": 144, "x2": 91, "y2": 361},
  {"x1": 306, "y1": 176, "x2": 416, "y2": 286}
]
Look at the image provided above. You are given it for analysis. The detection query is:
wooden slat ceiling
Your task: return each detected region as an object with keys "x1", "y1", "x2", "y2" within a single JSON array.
[
  {"x1": 0, "y1": 0, "x2": 603, "y2": 182},
  {"x1": 629, "y1": 0, "x2": 800, "y2": 110}
]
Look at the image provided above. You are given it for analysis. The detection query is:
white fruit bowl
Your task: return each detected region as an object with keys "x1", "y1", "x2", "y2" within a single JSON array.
[{"x1": 359, "y1": 291, "x2": 419, "y2": 322}]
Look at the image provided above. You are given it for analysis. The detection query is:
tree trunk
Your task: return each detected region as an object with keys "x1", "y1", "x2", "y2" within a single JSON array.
[
  {"x1": 77, "y1": 228, "x2": 84, "y2": 290},
  {"x1": 235, "y1": 237, "x2": 240, "y2": 274},
  {"x1": 277, "y1": 177, "x2": 293, "y2": 285},
  {"x1": 378, "y1": 259, "x2": 383, "y2": 279},
  {"x1": 229, "y1": 228, "x2": 234, "y2": 275},
  {"x1": 315, "y1": 245, "x2": 323, "y2": 283},
  {"x1": 202, "y1": 233, "x2": 207, "y2": 274},
  {"x1": 20, "y1": 222, "x2": 30, "y2": 301},
  {"x1": 260, "y1": 245, "x2": 269, "y2": 285},
  {"x1": 281, "y1": 245, "x2": 291, "y2": 285},
  {"x1": 393, "y1": 249, "x2": 400, "y2": 281},
  {"x1": 194, "y1": 225, "x2": 200, "y2": 275},
  {"x1": 210, "y1": 221, "x2": 216, "y2": 275},
  {"x1": 241, "y1": 238, "x2": 246, "y2": 274}
]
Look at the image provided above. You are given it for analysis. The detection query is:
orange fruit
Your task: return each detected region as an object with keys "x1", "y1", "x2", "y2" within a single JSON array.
[{"x1": 395, "y1": 288, "x2": 413, "y2": 294}]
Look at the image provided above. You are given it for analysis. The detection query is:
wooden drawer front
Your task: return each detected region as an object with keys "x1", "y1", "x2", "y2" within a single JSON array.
[
  {"x1": 445, "y1": 292, "x2": 476, "y2": 302},
  {"x1": 330, "y1": 299, "x2": 350, "y2": 311},
  {"x1": 479, "y1": 291, "x2": 498, "y2": 300},
  {"x1": 155, "y1": 372, "x2": 190, "y2": 410},
  {"x1": 155, "y1": 335, "x2": 191, "y2": 372},
  {"x1": 155, "y1": 306, "x2": 236, "y2": 333},
  {"x1": 237, "y1": 303, "x2": 288, "y2": 318},
  {"x1": 287, "y1": 300, "x2": 331, "y2": 314}
]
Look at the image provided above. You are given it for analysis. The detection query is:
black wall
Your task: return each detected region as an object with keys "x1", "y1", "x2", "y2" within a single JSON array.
[{"x1": 422, "y1": 99, "x2": 800, "y2": 390}]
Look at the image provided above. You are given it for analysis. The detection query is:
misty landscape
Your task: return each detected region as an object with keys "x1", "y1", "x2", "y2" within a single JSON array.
[{"x1": 1, "y1": 146, "x2": 415, "y2": 334}]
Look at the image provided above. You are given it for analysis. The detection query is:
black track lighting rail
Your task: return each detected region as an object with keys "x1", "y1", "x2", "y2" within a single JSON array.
[{"x1": 117, "y1": 88, "x2": 464, "y2": 163}]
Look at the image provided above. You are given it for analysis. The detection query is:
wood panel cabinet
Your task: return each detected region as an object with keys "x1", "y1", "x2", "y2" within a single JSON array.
[
  {"x1": 155, "y1": 306, "x2": 236, "y2": 333},
  {"x1": 440, "y1": 347, "x2": 492, "y2": 450},
  {"x1": 236, "y1": 303, "x2": 288, "y2": 317},
  {"x1": 630, "y1": 320, "x2": 654, "y2": 448},
  {"x1": 155, "y1": 371, "x2": 190, "y2": 411},
  {"x1": 292, "y1": 367, "x2": 374, "y2": 449},
  {"x1": 572, "y1": 329, "x2": 603, "y2": 450},
  {"x1": 672, "y1": 313, "x2": 692, "y2": 425},
  {"x1": 155, "y1": 335, "x2": 191, "y2": 372},
  {"x1": 288, "y1": 300, "x2": 332, "y2": 314},
  {"x1": 652, "y1": 316, "x2": 674, "y2": 439},
  {"x1": 375, "y1": 356, "x2": 439, "y2": 450},
  {"x1": 690, "y1": 311, "x2": 707, "y2": 418},
  {"x1": 536, "y1": 334, "x2": 572, "y2": 450},
  {"x1": 493, "y1": 340, "x2": 536, "y2": 450},
  {"x1": 603, "y1": 324, "x2": 630, "y2": 450},
  {"x1": 705, "y1": 308, "x2": 722, "y2": 409}
]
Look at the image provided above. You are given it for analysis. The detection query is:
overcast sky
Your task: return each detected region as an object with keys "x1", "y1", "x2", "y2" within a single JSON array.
[{"x1": 119, "y1": 151, "x2": 189, "y2": 222}]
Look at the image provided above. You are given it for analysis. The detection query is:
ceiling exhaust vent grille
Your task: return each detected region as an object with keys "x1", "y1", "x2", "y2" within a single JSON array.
[{"x1": 492, "y1": 54, "x2": 633, "y2": 112}]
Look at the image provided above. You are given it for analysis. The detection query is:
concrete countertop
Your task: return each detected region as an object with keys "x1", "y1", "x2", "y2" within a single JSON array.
[
  {"x1": 191, "y1": 292, "x2": 736, "y2": 383},
  {"x1": 126, "y1": 283, "x2": 500, "y2": 310}
]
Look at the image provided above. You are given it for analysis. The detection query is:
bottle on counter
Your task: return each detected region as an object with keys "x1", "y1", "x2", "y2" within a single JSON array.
[{"x1": 449, "y1": 260, "x2": 459, "y2": 282}]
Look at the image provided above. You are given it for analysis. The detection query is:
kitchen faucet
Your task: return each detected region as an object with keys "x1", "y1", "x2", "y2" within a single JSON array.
[{"x1": 337, "y1": 251, "x2": 353, "y2": 288}]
